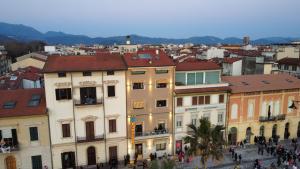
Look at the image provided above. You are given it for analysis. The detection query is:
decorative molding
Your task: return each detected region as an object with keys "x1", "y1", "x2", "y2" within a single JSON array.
[
  {"x1": 103, "y1": 80, "x2": 119, "y2": 85},
  {"x1": 81, "y1": 115, "x2": 98, "y2": 121},
  {"x1": 105, "y1": 114, "x2": 120, "y2": 119},
  {"x1": 54, "y1": 82, "x2": 71, "y2": 88},
  {"x1": 57, "y1": 118, "x2": 73, "y2": 123},
  {"x1": 79, "y1": 81, "x2": 97, "y2": 86},
  {"x1": 24, "y1": 122, "x2": 43, "y2": 126}
]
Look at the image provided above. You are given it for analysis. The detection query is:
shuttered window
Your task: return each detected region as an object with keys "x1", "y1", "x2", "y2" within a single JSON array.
[
  {"x1": 219, "y1": 94, "x2": 224, "y2": 103},
  {"x1": 192, "y1": 97, "x2": 198, "y2": 105},
  {"x1": 198, "y1": 96, "x2": 204, "y2": 105},
  {"x1": 205, "y1": 96, "x2": 210, "y2": 104},
  {"x1": 62, "y1": 124, "x2": 71, "y2": 138},
  {"x1": 29, "y1": 127, "x2": 38, "y2": 141},
  {"x1": 109, "y1": 119, "x2": 117, "y2": 133},
  {"x1": 177, "y1": 98, "x2": 183, "y2": 107},
  {"x1": 31, "y1": 155, "x2": 42, "y2": 169},
  {"x1": 107, "y1": 86, "x2": 115, "y2": 97}
]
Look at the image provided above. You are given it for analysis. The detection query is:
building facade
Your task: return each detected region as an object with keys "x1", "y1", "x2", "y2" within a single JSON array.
[
  {"x1": 174, "y1": 59, "x2": 230, "y2": 153},
  {"x1": 223, "y1": 74, "x2": 300, "y2": 145},
  {"x1": 43, "y1": 54, "x2": 128, "y2": 169},
  {"x1": 123, "y1": 49, "x2": 175, "y2": 160},
  {"x1": 0, "y1": 46, "x2": 11, "y2": 76},
  {"x1": 0, "y1": 89, "x2": 52, "y2": 169}
]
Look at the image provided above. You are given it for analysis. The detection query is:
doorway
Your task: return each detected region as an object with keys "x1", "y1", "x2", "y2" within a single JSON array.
[
  {"x1": 272, "y1": 124, "x2": 277, "y2": 138},
  {"x1": 135, "y1": 144, "x2": 143, "y2": 155},
  {"x1": 228, "y1": 127, "x2": 237, "y2": 145},
  {"x1": 6, "y1": 156, "x2": 16, "y2": 169},
  {"x1": 109, "y1": 146, "x2": 118, "y2": 161},
  {"x1": 87, "y1": 146, "x2": 96, "y2": 165},
  {"x1": 135, "y1": 124, "x2": 143, "y2": 137},
  {"x1": 61, "y1": 152, "x2": 75, "y2": 169},
  {"x1": 259, "y1": 126, "x2": 265, "y2": 137},
  {"x1": 284, "y1": 123, "x2": 290, "y2": 139},
  {"x1": 246, "y1": 127, "x2": 252, "y2": 143},
  {"x1": 86, "y1": 121, "x2": 95, "y2": 140}
]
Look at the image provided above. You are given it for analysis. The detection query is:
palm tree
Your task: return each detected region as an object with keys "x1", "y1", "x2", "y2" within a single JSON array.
[{"x1": 184, "y1": 118, "x2": 225, "y2": 169}]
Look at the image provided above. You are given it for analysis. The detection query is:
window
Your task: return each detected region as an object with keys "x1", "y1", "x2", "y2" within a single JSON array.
[
  {"x1": 80, "y1": 87, "x2": 96, "y2": 104},
  {"x1": 31, "y1": 155, "x2": 42, "y2": 169},
  {"x1": 198, "y1": 96, "x2": 204, "y2": 105},
  {"x1": 288, "y1": 97, "x2": 294, "y2": 113},
  {"x1": 278, "y1": 65, "x2": 281, "y2": 69},
  {"x1": 205, "y1": 71, "x2": 220, "y2": 84},
  {"x1": 131, "y1": 71, "x2": 145, "y2": 75},
  {"x1": 133, "y1": 83, "x2": 144, "y2": 89},
  {"x1": 82, "y1": 71, "x2": 92, "y2": 76},
  {"x1": 155, "y1": 69, "x2": 168, "y2": 74},
  {"x1": 133, "y1": 101, "x2": 144, "y2": 109},
  {"x1": 107, "y1": 86, "x2": 115, "y2": 97},
  {"x1": 191, "y1": 114, "x2": 198, "y2": 125},
  {"x1": 177, "y1": 98, "x2": 183, "y2": 107},
  {"x1": 219, "y1": 94, "x2": 224, "y2": 103},
  {"x1": 231, "y1": 104, "x2": 238, "y2": 119},
  {"x1": 28, "y1": 94, "x2": 41, "y2": 107},
  {"x1": 85, "y1": 121, "x2": 95, "y2": 139},
  {"x1": 176, "y1": 116, "x2": 183, "y2": 128},
  {"x1": 292, "y1": 65, "x2": 297, "y2": 71},
  {"x1": 58, "y1": 72, "x2": 66, "y2": 77},
  {"x1": 192, "y1": 97, "x2": 198, "y2": 105},
  {"x1": 156, "y1": 82, "x2": 167, "y2": 88},
  {"x1": 218, "y1": 113, "x2": 223, "y2": 123},
  {"x1": 175, "y1": 73, "x2": 186, "y2": 86},
  {"x1": 55, "y1": 88, "x2": 72, "y2": 100},
  {"x1": 205, "y1": 96, "x2": 210, "y2": 104},
  {"x1": 62, "y1": 124, "x2": 71, "y2": 138},
  {"x1": 109, "y1": 119, "x2": 117, "y2": 133},
  {"x1": 187, "y1": 73, "x2": 196, "y2": 85},
  {"x1": 156, "y1": 100, "x2": 167, "y2": 107},
  {"x1": 29, "y1": 127, "x2": 38, "y2": 141},
  {"x1": 196, "y1": 72, "x2": 204, "y2": 84},
  {"x1": 284, "y1": 65, "x2": 289, "y2": 70},
  {"x1": 156, "y1": 143, "x2": 166, "y2": 151},
  {"x1": 203, "y1": 113, "x2": 210, "y2": 121},
  {"x1": 3, "y1": 101, "x2": 16, "y2": 109},
  {"x1": 107, "y1": 70, "x2": 114, "y2": 75},
  {"x1": 247, "y1": 102, "x2": 254, "y2": 118},
  {"x1": 274, "y1": 100, "x2": 280, "y2": 115}
]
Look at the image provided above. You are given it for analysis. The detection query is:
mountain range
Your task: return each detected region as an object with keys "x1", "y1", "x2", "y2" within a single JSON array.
[{"x1": 0, "y1": 22, "x2": 299, "y2": 45}]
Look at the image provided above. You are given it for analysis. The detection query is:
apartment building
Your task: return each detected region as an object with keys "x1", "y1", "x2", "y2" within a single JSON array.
[
  {"x1": 0, "y1": 89, "x2": 52, "y2": 169},
  {"x1": 277, "y1": 57, "x2": 300, "y2": 78},
  {"x1": 174, "y1": 59, "x2": 230, "y2": 153},
  {"x1": 43, "y1": 54, "x2": 128, "y2": 169},
  {"x1": 123, "y1": 49, "x2": 175, "y2": 159},
  {"x1": 223, "y1": 74, "x2": 300, "y2": 145}
]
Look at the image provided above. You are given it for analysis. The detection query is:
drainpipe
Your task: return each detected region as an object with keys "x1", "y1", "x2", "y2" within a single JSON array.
[
  {"x1": 46, "y1": 108, "x2": 54, "y2": 169},
  {"x1": 71, "y1": 73, "x2": 79, "y2": 167},
  {"x1": 102, "y1": 72, "x2": 108, "y2": 163},
  {"x1": 225, "y1": 90, "x2": 230, "y2": 148}
]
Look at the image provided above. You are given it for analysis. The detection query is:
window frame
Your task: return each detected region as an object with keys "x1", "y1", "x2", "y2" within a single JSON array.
[
  {"x1": 156, "y1": 100, "x2": 167, "y2": 108},
  {"x1": 107, "y1": 85, "x2": 116, "y2": 97},
  {"x1": 29, "y1": 127, "x2": 39, "y2": 141},
  {"x1": 82, "y1": 71, "x2": 92, "y2": 76},
  {"x1": 62, "y1": 123, "x2": 71, "y2": 138},
  {"x1": 109, "y1": 119, "x2": 117, "y2": 133}
]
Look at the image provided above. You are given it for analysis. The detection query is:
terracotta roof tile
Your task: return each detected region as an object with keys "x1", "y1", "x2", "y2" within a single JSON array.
[
  {"x1": 123, "y1": 49, "x2": 175, "y2": 67},
  {"x1": 43, "y1": 53, "x2": 127, "y2": 73},
  {"x1": 223, "y1": 57, "x2": 242, "y2": 64},
  {"x1": 0, "y1": 89, "x2": 46, "y2": 118},
  {"x1": 222, "y1": 74, "x2": 300, "y2": 93},
  {"x1": 176, "y1": 58, "x2": 220, "y2": 71}
]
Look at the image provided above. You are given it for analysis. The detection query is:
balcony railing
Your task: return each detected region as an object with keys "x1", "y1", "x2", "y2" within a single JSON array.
[
  {"x1": 74, "y1": 98, "x2": 103, "y2": 106},
  {"x1": 76, "y1": 135, "x2": 104, "y2": 143},
  {"x1": 0, "y1": 144, "x2": 19, "y2": 153},
  {"x1": 259, "y1": 114, "x2": 286, "y2": 122},
  {"x1": 135, "y1": 129, "x2": 169, "y2": 138}
]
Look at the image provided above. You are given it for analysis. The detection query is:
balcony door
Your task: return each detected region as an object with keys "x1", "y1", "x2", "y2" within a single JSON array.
[
  {"x1": 135, "y1": 124, "x2": 143, "y2": 136},
  {"x1": 86, "y1": 121, "x2": 95, "y2": 140},
  {"x1": 6, "y1": 156, "x2": 16, "y2": 169}
]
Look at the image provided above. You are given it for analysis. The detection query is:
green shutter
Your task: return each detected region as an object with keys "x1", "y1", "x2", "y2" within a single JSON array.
[{"x1": 31, "y1": 155, "x2": 42, "y2": 169}]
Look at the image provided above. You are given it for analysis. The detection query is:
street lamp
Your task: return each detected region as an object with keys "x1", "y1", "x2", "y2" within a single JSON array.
[{"x1": 289, "y1": 100, "x2": 300, "y2": 109}]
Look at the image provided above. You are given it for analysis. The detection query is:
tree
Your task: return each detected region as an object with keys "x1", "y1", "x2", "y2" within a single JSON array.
[
  {"x1": 184, "y1": 118, "x2": 224, "y2": 169},
  {"x1": 162, "y1": 158, "x2": 175, "y2": 169}
]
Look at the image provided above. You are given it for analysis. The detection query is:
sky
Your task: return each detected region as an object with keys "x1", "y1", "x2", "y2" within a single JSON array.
[{"x1": 1, "y1": 0, "x2": 300, "y2": 39}]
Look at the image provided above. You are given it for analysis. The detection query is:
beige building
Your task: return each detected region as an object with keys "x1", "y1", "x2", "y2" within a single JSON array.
[
  {"x1": 275, "y1": 46, "x2": 300, "y2": 61},
  {"x1": 0, "y1": 89, "x2": 52, "y2": 169},
  {"x1": 43, "y1": 54, "x2": 128, "y2": 169},
  {"x1": 123, "y1": 49, "x2": 175, "y2": 159},
  {"x1": 11, "y1": 52, "x2": 47, "y2": 71}
]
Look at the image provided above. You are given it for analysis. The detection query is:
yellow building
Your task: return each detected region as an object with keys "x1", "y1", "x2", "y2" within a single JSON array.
[
  {"x1": 223, "y1": 74, "x2": 300, "y2": 145},
  {"x1": 0, "y1": 89, "x2": 52, "y2": 169}
]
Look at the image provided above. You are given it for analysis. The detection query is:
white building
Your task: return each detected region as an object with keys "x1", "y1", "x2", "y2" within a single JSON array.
[
  {"x1": 174, "y1": 59, "x2": 230, "y2": 153},
  {"x1": 222, "y1": 57, "x2": 242, "y2": 76},
  {"x1": 0, "y1": 46, "x2": 11, "y2": 75},
  {"x1": 43, "y1": 54, "x2": 128, "y2": 169},
  {"x1": 197, "y1": 47, "x2": 225, "y2": 60}
]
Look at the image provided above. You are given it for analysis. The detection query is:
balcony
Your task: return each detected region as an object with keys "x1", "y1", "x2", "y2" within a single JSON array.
[
  {"x1": 76, "y1": 135, "x2": 104, "y2": 143},
  {"x1": 259, "y1": 114, "x2": 286, "y2": 122},
  {"x1": 74, "y1": 98, "x2": 103, "y2": 106},
  {"x1": 135, "y1": 129, "x2": 170, "y2": 140},
  {"x1": 0, "y1": 144, "x2": 19, "y2": 153}
]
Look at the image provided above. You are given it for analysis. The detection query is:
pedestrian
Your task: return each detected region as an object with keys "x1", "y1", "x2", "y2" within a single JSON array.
[
  {"x1": 234, "y1": 153, "x2": 238, "y2": 162},
  {"x1": 232, "y1": 148, "x2": 235, "y2": 158},
  {"x1": 238, "y1": 154, "x2": 242, "y2": 163}
]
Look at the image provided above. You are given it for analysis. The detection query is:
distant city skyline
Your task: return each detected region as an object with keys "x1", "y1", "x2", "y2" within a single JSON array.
[{"x1": 1, "y1": 0, "x2": 300, "y2": 39}]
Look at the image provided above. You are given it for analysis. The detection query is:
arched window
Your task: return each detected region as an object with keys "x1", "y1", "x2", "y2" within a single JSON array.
[{"x1": 231, "y1": 104, "x2": 238, "y2": 120}]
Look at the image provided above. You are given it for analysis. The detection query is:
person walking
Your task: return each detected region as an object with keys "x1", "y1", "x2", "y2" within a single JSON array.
[
  {"x1": 234, "y1": 153, "x2": 238, "y2": 162},
  {"x1": 238, "y1": 154, "x2": 242, "y2": 164}
]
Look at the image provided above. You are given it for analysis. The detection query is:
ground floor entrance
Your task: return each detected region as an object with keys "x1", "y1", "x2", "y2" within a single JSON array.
[
  {"x1": 61, "y1": 152, "x2": 76, "y2": 169},
  {"x1": 5, "y1": 156, "x2": 16, "y2": 169}
]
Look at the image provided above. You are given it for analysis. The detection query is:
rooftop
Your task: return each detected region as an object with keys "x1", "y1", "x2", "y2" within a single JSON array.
[
  {"x1": 0, "y1": 88, "x2": 46, "y2": 118},
  {"x1": 176, "y1": 58, "x2": 220, "y2": 71},
  {"x1": 175, "y1": 86, "x2": 231, "y2": 94},
  {"x1": 43, "y1": 53, "x2": 127, "y2": 73},
  {"x1": 123, "y1": 49, "x2": 174, "y2": 67},
  {"x1": 222, "y1": 74, "x2": 300, "y2": 93},
  {"x1": 277, "y1": 57, "x2": 300, "y2": 66},
  {"x1": 223, "y1": 57, "x2": 242, "y2": 64}
]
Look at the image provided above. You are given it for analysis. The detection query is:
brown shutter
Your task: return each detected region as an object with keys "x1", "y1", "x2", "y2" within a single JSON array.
[
  {"x1": 205, "y1": 96, "x2": 210, "y2": 104},
  {"x1": 198, "y1": 96, "x2": 204, "y2": 105},
  {"x1": 219, "y1": 94, "x2": 224, "y2": 103},
  {"x1": 177, "y1": 98, "x2": 183, "y2": 107},
  {"x1": 192, "y1": 96, "x2": 198, "y2": 105}
]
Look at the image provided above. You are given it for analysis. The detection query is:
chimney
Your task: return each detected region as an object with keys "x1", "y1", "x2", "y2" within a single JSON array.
[{"x1": 155, "y1": 49, "x2": 159, "y2": 55}]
